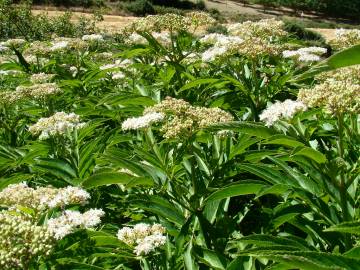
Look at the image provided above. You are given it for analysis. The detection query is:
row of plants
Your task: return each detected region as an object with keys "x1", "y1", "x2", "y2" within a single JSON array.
[
  {"x1": 0, "y1": 10, "x2": 360, "y2": 270},
  {"x1": 250, "y1": 0, "x2": 360, "y2": 19}
]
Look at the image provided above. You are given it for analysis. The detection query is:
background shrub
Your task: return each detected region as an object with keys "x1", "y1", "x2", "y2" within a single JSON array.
[
  {"x1": 0, "y1": 1, "x2": 99, "y2": 40},
  {"x1": 120, "y1": 0, "x2": 155, "y2": 16}
]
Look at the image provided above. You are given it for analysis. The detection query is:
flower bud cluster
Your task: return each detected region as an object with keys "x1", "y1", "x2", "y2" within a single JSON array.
[
  {"x1": 124, "y1": 12, "x2": 214, "y2": 34},
  {"x1": 1, "y1": 38, "x2": 26, "y2": 48},
  {"x1": 141, "y1": 97, "x2": 234, "y2": 139},
  {"x1": 259, "y1": 99, "x2": 307, "y2": 126},
  {"x1": 126, "y1": 32, "x2": 172, "y2": 47},
  {"x1": 30, "y1": 73, "x2": 55, "y2": 84},
  {"x1": 298, "y1": 66, "x2": 360, "y2": 114},
  {"x1": 0, "y1": 211, "x2": 55, "y2": 270},
  {"x1": 29, "y1": 112, "x2": 86, "y2": 140},
  {"x1": 82, "y1": 34, "x2": 104, "y2": 42},
  {"x1": 283, "y1": 47, "x2": 327, "y2": 62},
  {"x1": 122, "y1": 112, "x2": 165, "y2": 130},
  {"x1": 47, "y1": 209, "x2": 105, "y2": 240},
  {"x1": 24, "y1": 41, "x2": 51, "y2": 56},
  {"x1": 117, "y1": 223, "x2": 166, "y2": 256},
  {"x1": 331, "y1": 29, "x2": 360, "y2": 50},
  {"x1": 50, "y1": 38, "x2": 88, "y2": 52},
  {"x1": 0, "y1": 83, "x2": 61, "y2": 104},
  {"x1": 0, "y1": 183, "x2": 90, "y2": 211},
  {"x1": 200, "y1": 19, "x2": 286, "y2": 60},
  {"x1": 227, "y1": 19, "x2": 286, "y2": 40}
]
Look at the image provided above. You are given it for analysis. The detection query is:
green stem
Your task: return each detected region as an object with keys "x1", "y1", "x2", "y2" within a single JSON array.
[{"x1": 337, "y1": 113, "x2": 352, "y2": 250}]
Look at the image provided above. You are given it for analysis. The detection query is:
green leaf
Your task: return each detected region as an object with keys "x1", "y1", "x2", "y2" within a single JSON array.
[
  {"x1": 327, "y1": 44, "x2": 360, "y2": 69},
  {"x1": 33, "y1": 158, "x2": 77, "y2": 184},
  {"x1": 265, "y1": 135, "x2": 304, "y2": 148},
  {"x1": 205, "y1": 180, "x2": 267, "y2": 203},
  {"x1": 238, "y1": 249, "x2": 360, "y2": 270},
  {"x1": 325, "y1": 221, "x2": 360, "y2": 235},
  {"x1": 194, "y1": 246, "x2": 228, "y2": 270},
  {"x1": 291, "y1": 146, "x2": 327, "y2": 164},
  {"x1": 82, "y1": 172, "x2": 153, "y2": 189},
  {"x1": 180, "y1": 78, "x2": 220, "y2": 92},
  {"x1": 207, "y1": 122, "x2": 277, "y2": 139}
]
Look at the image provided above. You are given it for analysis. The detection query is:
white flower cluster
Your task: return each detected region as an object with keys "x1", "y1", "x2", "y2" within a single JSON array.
[
  {"x1": 29, "y1": 112, "x2": 86, "y2": 140},
  {"x1": 117, "y1": 223, "x2": 166, "y2": 256},
  {"x1": 259, "y1": 99, "x2": 307, "y2": 126},
  {"x1": 0, "y1": 83, "x2": 61, "y2": 104},
  {"x1": 331, "y1": 28, "x2": 360, "y2": 50},
  {"x1": 82, "y1": 34, "x2": 104, "y2": 42},
  {"x1": 283, "y1": 47, "x2": 327, "y2": 62},
  {"x1": 50, "y1": 41, "x2": 69, "y2": 51},
  {"x1": 0, "y1": 44, "x2": 10, "y2": 53},
  {"x1": 0, "y1": 183, "x2": 90, "y2": 211},
  {"x1": 298, "y1": 66, "x2": 360, "y2": 114},
  {"x1": 122, "y1": 112, "x2": 165, "y2": 130},
  {"x1": 126, "y1": 32, "x2": 171, "y2": 47},
  {"x1": 200, "y1": 33, "x2": 227, "y2": 44},
  {"x1": 47, "y1": 209, "x2": 105, "y2": 240},
  {"x1": 201, "y1": 35, "x2": 244, "y2": 62},
  {"x1": 227, "y1": 19, "x2": 286, "y2": 40},
  {"x1": 0, "y1": 211, "x2": 55, "y2": 270},
  {"x1": 45, "y1": 186, "x2": 91, "y2": 208},
  {"x1": 30, "y1": 73, "x2": 55, "y2": 83},
  {"x1": 1, "y1": 38, "x2": 26, "y2": 48},
  {"x1": 100, "y1": 59, "x2": 133, "y2": 70},
  {"x1": 50, "y1": 38, "x2": 87, "y2": 52}
]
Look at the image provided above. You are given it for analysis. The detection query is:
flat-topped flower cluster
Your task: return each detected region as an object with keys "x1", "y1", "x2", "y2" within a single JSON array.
[
  {"x1": 122, "y1": 97, "x2": 234, "y2": 139},
  {"x1": 0, "y1": 82, "x2": 61, "y2": 104},
  {"x1": 298, "y1": 65, "x2": 360, "y2": 114},
  {"x1": 0, "y1": 183, "x2": 104, "y2": 269},
  {"x1": 117, "y1": 223, "x2": 166, "y2": 256},
  {"x1": 29, "y1": 112, "x2": 86, "y2": 140}
]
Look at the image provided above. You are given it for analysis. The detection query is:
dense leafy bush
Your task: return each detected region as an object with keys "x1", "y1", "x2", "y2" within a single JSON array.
[
  {"x1": 1, "y1": 10, "x2": 360, "y2": 270},
  {"x1": 251, "y1": 0, "x2": 360, "y2": 19},
  {"x1": 14, "y1": 0, "x2": 104, "y2": 7},
  {"x1": 120, "y1": 0, "x2": 155, "y2": 16},
  {"x1": 0, "y1": 1, "x2": 100, "y2": 40},
  {"x1": 284, "y1": 20, "x2": 326, "y2": 44}
]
